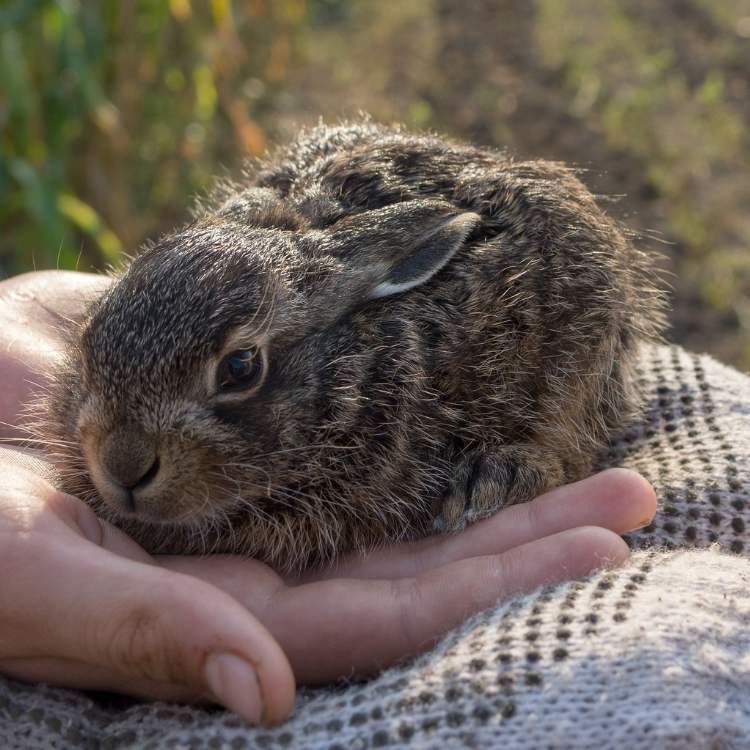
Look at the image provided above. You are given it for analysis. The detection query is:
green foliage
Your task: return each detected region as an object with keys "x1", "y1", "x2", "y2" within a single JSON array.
[
  {"x1": 534, "y1": 0, "x2": 750, "y2": 365},
  {"x1": 0, "y1": 0, "x2": 308, "y2": 274},
  {"x1": 1, "y1": 0, "x2": 748, "y2": 366}
]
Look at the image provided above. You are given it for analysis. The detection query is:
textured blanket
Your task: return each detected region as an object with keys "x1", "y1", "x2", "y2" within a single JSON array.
[{"x1": 2, "y1": 344, "x2": 749, "y2": 749}]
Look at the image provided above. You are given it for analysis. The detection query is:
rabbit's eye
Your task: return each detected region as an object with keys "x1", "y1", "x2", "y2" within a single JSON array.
[{"x1": 217, "y1": 347, "x2": 263, "y2": 393}]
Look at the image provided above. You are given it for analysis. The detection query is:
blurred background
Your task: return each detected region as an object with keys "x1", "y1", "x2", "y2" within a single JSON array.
[{"x1": 1, "y1": 0, "x2": 749, "y2": 367}]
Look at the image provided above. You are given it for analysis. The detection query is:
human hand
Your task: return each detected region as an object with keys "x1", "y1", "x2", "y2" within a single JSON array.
[
  {"x1": 0, "y1": 271, "x2": 656, "y2": 725},
  {"x1": 0, "y1": 446, "x2": 295, "y2": 725},
  {"x1": 165, "y1": 466, "x2": 655, "y2": 684},
  {"x1": 0, "y1": 441, "x2": 654, "y2": 726},
  {"x1": 0, "y1": 270, "x2": 110, "y2": 442}
]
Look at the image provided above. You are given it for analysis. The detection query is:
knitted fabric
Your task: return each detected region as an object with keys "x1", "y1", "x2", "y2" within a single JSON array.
[{"x1": 1, "y1": 344, "x2": 749, "y2": 749}]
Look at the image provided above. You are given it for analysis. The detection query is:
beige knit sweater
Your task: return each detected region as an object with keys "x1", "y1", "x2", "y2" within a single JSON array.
[{"x1": 2, "y1": 344, "x2": 749, "y2": 749}]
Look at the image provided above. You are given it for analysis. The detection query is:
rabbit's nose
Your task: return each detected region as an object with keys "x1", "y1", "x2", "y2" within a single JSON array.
[{"x1": 99, "y1": 428, "x2": 160, "y2": 506}]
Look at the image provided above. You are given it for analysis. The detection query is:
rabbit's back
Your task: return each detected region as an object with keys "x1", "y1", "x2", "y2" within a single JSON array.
[{"x1": 253, "y1": 121, "x2": 661, "y2": 462}]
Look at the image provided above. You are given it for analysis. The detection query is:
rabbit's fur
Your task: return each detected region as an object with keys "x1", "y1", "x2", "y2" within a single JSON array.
[{"x1": 36, "y1": 120, "x2": 665, "y2": 571}]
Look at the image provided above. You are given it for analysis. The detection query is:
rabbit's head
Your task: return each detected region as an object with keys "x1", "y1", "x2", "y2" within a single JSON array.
[{"x1": 44, "y1": 194, "x2": 479, "y2": 566}]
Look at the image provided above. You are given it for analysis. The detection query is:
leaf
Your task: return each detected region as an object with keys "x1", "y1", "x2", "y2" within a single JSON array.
[{"x1": 57, "y1": 192, "x2": 122, "y2": 262}]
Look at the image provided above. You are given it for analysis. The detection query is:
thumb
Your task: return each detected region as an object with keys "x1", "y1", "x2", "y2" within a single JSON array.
[{"x1": 3, "y1": 534, "x2": 295, "y2": 725}]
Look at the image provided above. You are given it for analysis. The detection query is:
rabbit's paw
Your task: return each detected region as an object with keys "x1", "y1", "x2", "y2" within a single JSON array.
[{"x1": 433, "y1": 446, "x2": 559, "y2": 533}]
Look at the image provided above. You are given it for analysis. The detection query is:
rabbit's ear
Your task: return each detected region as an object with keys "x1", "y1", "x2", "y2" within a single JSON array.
[
  {"x1": 323, "y1": 200, "x2": 481, "y2": 302},
  {"x1": 369, "y1": 210, "x2": 480, "y2": 300}
]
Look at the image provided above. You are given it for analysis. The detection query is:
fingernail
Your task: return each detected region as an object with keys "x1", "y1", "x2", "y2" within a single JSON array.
[
  {"x1": 628, "y1": 517, "x2": 654, "y2": 532},
  {"x1": 205, "y1": 653, "x2": 264, "y2": 725}
]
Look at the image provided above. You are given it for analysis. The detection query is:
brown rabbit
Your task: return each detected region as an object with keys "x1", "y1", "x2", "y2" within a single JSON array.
[{"x1": 33, "y1": 119, "x2": 665, "y2": 571}]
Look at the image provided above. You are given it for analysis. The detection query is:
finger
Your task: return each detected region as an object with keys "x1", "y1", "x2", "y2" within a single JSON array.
[
  {"x1": 0, "y1": 271, "x2": 110, "y2": 441},
  {"x1": 0, "y1": 656, "x2": 201, "y2": 704},
  {"x1": 0, "y1": 457, "x2": 290, "y2": 720},
  {"x1": 56, "y1": 493, "x2": 156, "y2": 564},
  {"x1": 310, "y1": 468, "x2": 654, "y2": 581},
  {"x1": 0, "y1": 536, "x2": 295, "y2": 725},
  {"x1": 0, "y1": 458, "x2": 156, "y2": 564},
  {"x1": 186, "y1": 526, "x2": 628, "y2": 684}
]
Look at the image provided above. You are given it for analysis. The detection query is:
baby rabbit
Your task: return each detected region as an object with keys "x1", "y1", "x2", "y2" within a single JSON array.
[{"x1": 35, "y1": 120, "x2": 664, "y2": 571}]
